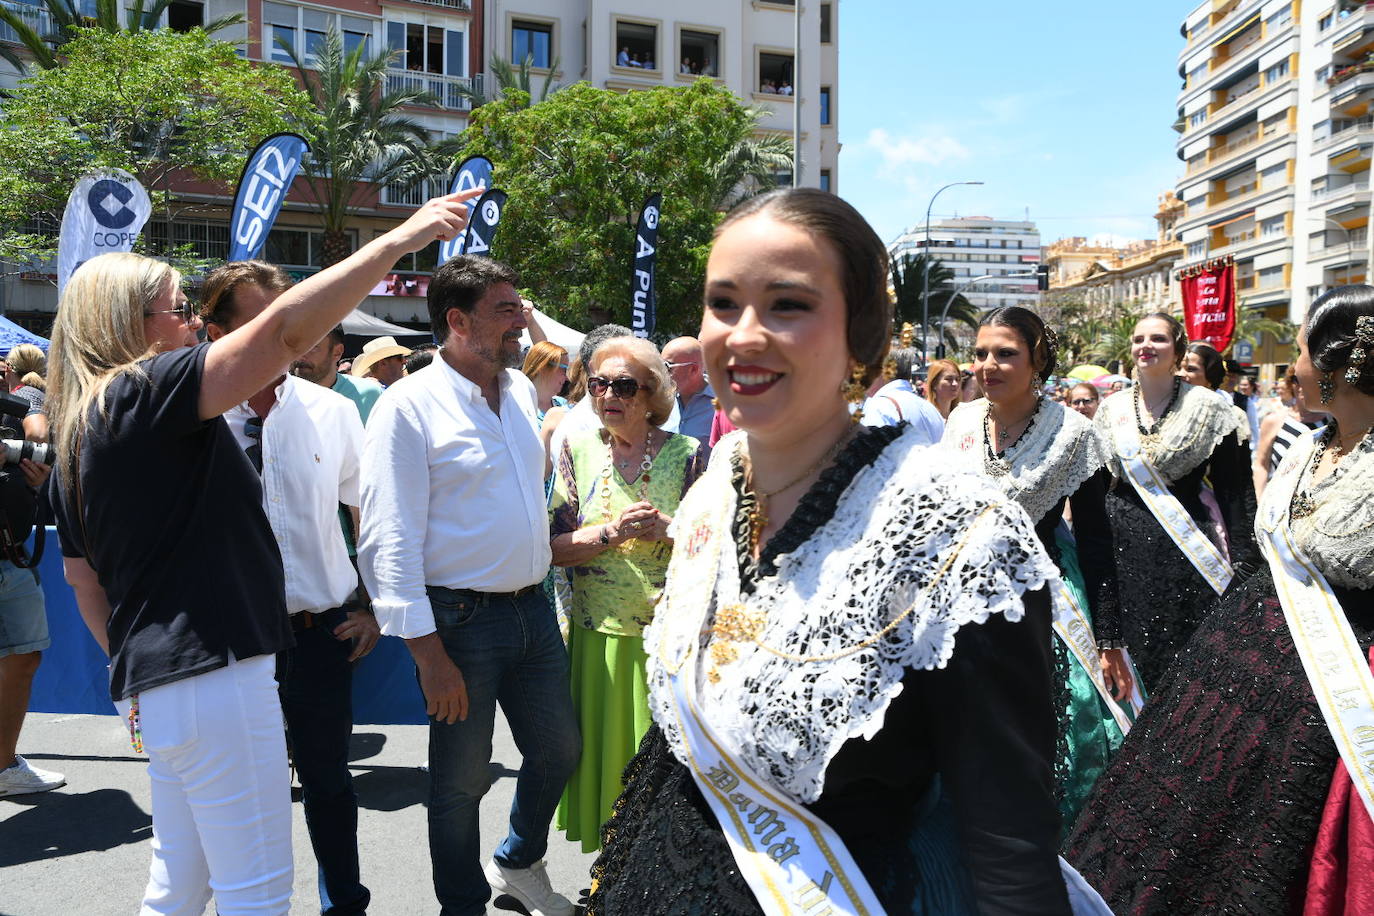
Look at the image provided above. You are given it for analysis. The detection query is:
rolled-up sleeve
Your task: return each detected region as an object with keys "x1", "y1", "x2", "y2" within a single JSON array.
[{"x1": 358, "y1": 397, "x2": 434, "y2": 638}]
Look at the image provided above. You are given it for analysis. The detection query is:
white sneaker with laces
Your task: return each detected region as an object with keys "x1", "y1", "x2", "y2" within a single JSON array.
[
  {"x1": 484, "y1": 858, "x2": 575, "y2": 916},
  {"x1": 0, "y1": 756, "x2": 65, "y2": 797}
]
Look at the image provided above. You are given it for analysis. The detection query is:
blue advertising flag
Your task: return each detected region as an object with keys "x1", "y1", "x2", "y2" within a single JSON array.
[
  {"x1": 631, "y1": 193, "x2": 662, "y2": 338},
  {"x1": 227, "y1": 133, "x2": 310, "y2": 262},
  {"x1": 440, "y1": 156, "x2": 493, "y2": 264},
  {"x1": 462, "y1": 189, "x2": 507, "y2": 259}
]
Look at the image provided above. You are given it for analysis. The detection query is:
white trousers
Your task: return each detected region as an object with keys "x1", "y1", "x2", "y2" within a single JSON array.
[{"x1": 115, "y1": 653, "x2": 293, "y2": 915}]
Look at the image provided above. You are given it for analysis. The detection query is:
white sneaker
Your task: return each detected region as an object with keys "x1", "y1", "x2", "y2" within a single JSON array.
[
  {"x1": 0, "y1": 756, "x2": 65, "y2": 797},
  {"x1": 484, "y1": 858, "x2": 575, "y2": 916}
]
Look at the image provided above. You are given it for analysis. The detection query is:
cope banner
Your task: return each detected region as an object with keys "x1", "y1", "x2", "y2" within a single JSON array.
[
  {"x1": 1180, "y1": 257, "x2": 1237, "y2": 354},
  {"x1": 228, "y1": 133, "x2": 310, "y2": 262},
  {"x1": 58, "y1": 169, "x2": 153, "y2": 293},
  {"x1": 439, "y1": 156, "x2": 493, "y2": 264},
  {"x1": 631, "y1": 192, "x2": 662, "y2": 339},
  {"x1": 462, "y1": 188, "x2": 507, "y2": 258}
]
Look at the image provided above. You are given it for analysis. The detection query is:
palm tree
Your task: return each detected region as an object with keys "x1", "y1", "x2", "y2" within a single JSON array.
[
  {"x1": 890, "y1": 252, "x2": 976, "y2": 351},
  {"x1": 709, "y1": 119, "x2": 793, "y2": 210},
  {"x1": 283, "y1": 26, "x2": 442, "y2": 266},
  {"x1": 454, "y1": 53, "x2": 561, "y2": 110},
  {"x1": 0, "y1": 0, "x2": 242, "y2": 71}
]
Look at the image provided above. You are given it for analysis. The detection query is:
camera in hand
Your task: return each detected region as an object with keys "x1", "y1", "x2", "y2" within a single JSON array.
[{"x1": 1, "y1": 438, "x2": 51, "y2": 467}]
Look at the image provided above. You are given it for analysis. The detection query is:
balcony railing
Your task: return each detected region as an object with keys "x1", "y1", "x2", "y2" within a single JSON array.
[
  {"x1": 397, "y1": 0, "x2": 470, "y2": 8},
  {"x1": 1312, "y1": 177, "x2": 1372, "y2": 199},
  {"x1": 0, "y1": 2, "x2": 55, "y2": 46},
  {"x1": 382, "y1": 175, "x2": 449, "y2": 208},
  {"x1": 1316, "y1": 116, "x2": 1374, "y2": 149},
  {"x1": 385, "y1": 70, "x2": 473, "y2": 112}
]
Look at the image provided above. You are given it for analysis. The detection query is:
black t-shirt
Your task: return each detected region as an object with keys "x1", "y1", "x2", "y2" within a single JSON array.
[{"x1": 51, "y1": 343, "x2": 292, "y2": 701}]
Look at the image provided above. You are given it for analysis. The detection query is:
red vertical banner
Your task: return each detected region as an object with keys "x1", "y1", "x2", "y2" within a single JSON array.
[{"x1": 1181, "y1": 258, "x2": 1238, "y2": 353}]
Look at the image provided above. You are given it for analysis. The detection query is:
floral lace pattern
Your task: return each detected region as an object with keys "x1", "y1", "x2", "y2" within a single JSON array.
[
  {"x1": 1096, "y1": 382, "x2": 1244, "y2": 484},
  {"x1": 1262, "y1": 428, "x2": 1374, "y2": 591},
  {"x1": 646, "y1": 425, "x2": 1059, "y2": 804},
  {"x1": 943, "y1": 397, "x2": 1109, "y2": 523}
]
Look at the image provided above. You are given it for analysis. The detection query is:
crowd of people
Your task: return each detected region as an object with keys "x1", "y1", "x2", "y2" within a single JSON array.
[{"x1": 2, "y1": 183, "x2": 1373, "y2": 916}]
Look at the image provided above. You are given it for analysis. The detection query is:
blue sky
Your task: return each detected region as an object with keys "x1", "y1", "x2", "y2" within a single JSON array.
[{"x1": 837, "y1": 2, "x2": 1192, "y2": 247}]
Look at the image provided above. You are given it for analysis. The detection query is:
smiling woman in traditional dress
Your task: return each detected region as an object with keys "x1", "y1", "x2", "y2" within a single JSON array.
[
  {"x1": 1091, "y1": 313, "x2": 1258, "y2": 691},
  {"x1": 942, "y1": 306, "x2": 1133, "y2": 831},
  {"x1": 585, "y1": 188, "x2": 1088, "y2": 915},
  {"x1": 1066, "y1": 285, "x2": 1374, "y2": 914}
]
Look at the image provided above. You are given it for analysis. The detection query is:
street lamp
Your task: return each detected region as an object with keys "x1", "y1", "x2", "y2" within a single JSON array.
[
  {"x1": 933, "y1": 269, "x2": 1038, "y2": 357},
  {"x1": 921, "y1": 180, "x2": 984, "y2": 364}
]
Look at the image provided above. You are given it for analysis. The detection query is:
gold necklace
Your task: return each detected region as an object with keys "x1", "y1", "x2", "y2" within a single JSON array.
[{"x1": 743, "y1": 427, "x2": 854, "y2": 558}]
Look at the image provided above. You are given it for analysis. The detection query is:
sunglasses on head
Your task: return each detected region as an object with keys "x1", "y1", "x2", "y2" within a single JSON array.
[{"x1": 587, "y1": 376, "x2": 647, "y2": 399}]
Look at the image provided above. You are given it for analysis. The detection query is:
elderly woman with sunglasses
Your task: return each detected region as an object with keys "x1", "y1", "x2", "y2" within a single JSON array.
[{"x1": 548, "y1": 336, "x2": 707, "y2": 852}]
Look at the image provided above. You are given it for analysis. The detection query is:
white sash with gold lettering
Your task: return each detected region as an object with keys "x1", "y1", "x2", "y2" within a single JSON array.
[
  {"x1": 1108, "y1": 410, "x2": 1233, "y2": 595},
  {"x1": 1052, "y1": 583, "x2": 1133, "y2": 733},
  {"x1": 1258, "y1": 431, "x2": 1374, "y2": 821}
]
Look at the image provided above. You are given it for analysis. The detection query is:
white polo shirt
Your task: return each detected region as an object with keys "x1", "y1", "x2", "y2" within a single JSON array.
[
  {"x1": 225, "y1": 374, "x2": 364, "y2": 614},
  {"x1": 358, "y1": 357, "x2": 550, "y2": 640}
]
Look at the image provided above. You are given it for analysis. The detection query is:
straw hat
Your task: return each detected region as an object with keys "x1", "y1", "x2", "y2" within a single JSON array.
[{"x1": 351, "y1": 336, "x2": 411, "y2": 378}]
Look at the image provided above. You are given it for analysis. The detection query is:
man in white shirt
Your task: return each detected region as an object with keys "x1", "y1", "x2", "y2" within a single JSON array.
[
  {"x1": 200, "y1": 261, "x2": 378, "y2": 916},
  {"x1": 861, "y1": 347, "x2": 945, "y2": 445},
  {"x1": 359, "y1": 256, "x2": 579, "y2": 916}
]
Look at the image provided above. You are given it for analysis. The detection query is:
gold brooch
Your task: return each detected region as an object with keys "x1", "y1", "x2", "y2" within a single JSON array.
[{"x1": 707, "y1": 603, "x2": 766, "y2": 682}]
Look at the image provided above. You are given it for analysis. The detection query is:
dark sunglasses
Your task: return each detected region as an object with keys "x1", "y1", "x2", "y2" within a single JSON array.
[
  {"x1": 587, "y1": 376, "x2": 648, "y2": 399},
  {"x1": 144, "y1": 301, "x2": 197, "y2": 323},
  {"x1": 243, "y1": 416, "x2": 264, "y2": 473},
  {"x1": 1070, "y1": 397, "x2": 1098, "y2": 407}
]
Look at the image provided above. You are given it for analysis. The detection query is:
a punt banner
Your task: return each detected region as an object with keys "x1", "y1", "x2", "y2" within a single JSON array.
[
  {"x1": 631, "y1": 193, "x2": 662, "y2": 339},
  {"x1": 227, "y1": 133, "x2": 310, "y2": 263},
  {"x1": 440, "y1": 155, "x2": 494, "y2": 263}
]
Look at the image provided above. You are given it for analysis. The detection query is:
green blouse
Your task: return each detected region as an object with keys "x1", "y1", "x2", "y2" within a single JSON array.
[{"x1": 550, "y1": 429, "x2": 706, "y2": 636}]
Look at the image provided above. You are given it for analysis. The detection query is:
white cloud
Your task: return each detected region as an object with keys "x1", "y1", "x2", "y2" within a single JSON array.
[{"x1": 864, "y1": 128, "x2": 970, "y2": 172}]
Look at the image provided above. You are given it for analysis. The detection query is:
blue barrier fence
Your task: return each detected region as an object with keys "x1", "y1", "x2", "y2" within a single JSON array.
[{"x1": 26, "y1": 529, "x2": 429, "y2": 725}]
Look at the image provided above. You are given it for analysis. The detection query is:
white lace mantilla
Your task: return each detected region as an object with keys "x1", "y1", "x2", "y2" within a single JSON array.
[
  {"x1": 1095, "y1": 382, "x2": 1243, "y2": 484},
  {"x1": 1262, "y1": 430, "x2": 1374, "y2": 590},
  {"x1": 645, "y1": 425, "x2": 1059, "y2": 804},
  {"x1": 942, "y1": 398, "x2": 1108, "y2": 522}
]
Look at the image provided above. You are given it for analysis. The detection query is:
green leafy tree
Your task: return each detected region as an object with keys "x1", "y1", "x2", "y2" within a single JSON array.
[
  {"x1": 454, "y1": 53, "x2": 561, "y2": 110},
  {"x1": 453, "y1": 80, "x2": 792, "y2": 334},
  {"x1": 890, "y1": 252, "x2": 976, "y2": 352},
  {"x1": 283, "y1": 26, "x2": 442, "y2": 266},
  {"x1": 0, "y1": 0, "x2": 244, "y2": 71},
  {"x1": 0, "y1": 26, "x2": 313, "y2": 268}
]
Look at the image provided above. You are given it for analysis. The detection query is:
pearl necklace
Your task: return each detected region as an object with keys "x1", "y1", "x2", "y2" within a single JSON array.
[
  {"x1": 983, "y1": 397, "x2": 1041, "y2": 478},
  {"x1": 601, "y1": 429, "x2": 656, "y2": 552}
]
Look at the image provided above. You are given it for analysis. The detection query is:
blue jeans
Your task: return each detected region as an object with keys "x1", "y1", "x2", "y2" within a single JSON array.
[
  {"x1": 425, "y1": 586, "x2": 580, "y2": 916},
  {"x1": 278, "y1": 606, "x2": 370, "y2": 915}
]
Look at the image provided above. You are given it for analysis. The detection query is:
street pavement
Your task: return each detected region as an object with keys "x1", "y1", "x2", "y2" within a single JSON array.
[{"x1": 0, "y1": 712, "x2": 598, "y2": 916}]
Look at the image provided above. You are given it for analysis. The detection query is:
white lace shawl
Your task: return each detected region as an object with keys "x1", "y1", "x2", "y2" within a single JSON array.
[
  {"x1": 644, "y1": 425, "x2": 1059, "y2": 804},
  {"x1": 1095, "y1": 382, "x2": 1244, "y2": 484},
  {"x1": 1275, "y1": 434, "x2": 1374, "y2": 590},
  {"x1": 941, "y1": 398, "x2": 1108, "y2": 522}
]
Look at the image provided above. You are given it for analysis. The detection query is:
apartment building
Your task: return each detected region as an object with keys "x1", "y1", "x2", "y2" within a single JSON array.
[
  {"x1": 888, "y1": 216, "x2": 1042, "y2": 312},
  {"x1": 1044, "y1": 192, "x2": 1186, "y2": 316},
  {"x1": 480, "y1": 0, "x2": 839, "y2": 191}
]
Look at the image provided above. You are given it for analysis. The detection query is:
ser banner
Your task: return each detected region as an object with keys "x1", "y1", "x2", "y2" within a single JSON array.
[
  {"x1": 227, "y1": 133, "x2": 310, "y2": 262},
  {"x1": 1180, "y1": 257, "x2": 1237, "y2": 354},
  {"x1": 631, "y1": 193, "x2": 662, "y2": 339},
  {"x1": 462, "y1": 189, "x2": 508, "y2": 258},
  {"x1": 58, "y1": 169, "x2": 153, "y2": 293},
  {"x1": 439, "y1": 155, "x2": 493, "y2": 264}
]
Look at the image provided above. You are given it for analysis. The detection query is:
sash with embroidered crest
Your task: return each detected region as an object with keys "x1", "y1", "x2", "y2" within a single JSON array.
[
  {"x1": 1106, "y1": 408, "x2": 1233, "y2": 595},
  {"x1": 1258, "y1": 431, "x2": 1374, "y2": 821}
]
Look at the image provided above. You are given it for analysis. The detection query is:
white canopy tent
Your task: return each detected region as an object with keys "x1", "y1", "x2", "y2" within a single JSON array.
[{"x1": 519, "y1": 301, "x2": 586, "y2": 353}]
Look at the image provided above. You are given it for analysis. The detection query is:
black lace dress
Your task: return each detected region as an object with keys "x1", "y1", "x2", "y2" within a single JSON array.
[
  {"x1": 587, "y1": 426, "x2": 1072, "y2": 916},
  {"x1": 1106, "y1": 429, "x2": 1257, "y2": 691},
  {"x1": 1064, "y1": 570, "x2": 1374, "y2": 914}
]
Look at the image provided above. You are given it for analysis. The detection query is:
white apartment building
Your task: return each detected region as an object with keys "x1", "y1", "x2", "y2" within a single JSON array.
[
  {"x1": 480, "y1": 0, "x2": 839, "y2": 191},
  {"x1": 888, "y1": 217, "x2": 1042, "y2": 312},
  {"x1": 1175, "y1": 0, "x2": 1374, "y2": 358}
]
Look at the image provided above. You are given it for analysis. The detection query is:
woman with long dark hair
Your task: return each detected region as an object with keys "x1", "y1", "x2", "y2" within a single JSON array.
[{"x1": 1067, "y1": 285, "x2": 1374, "y2": 914}]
